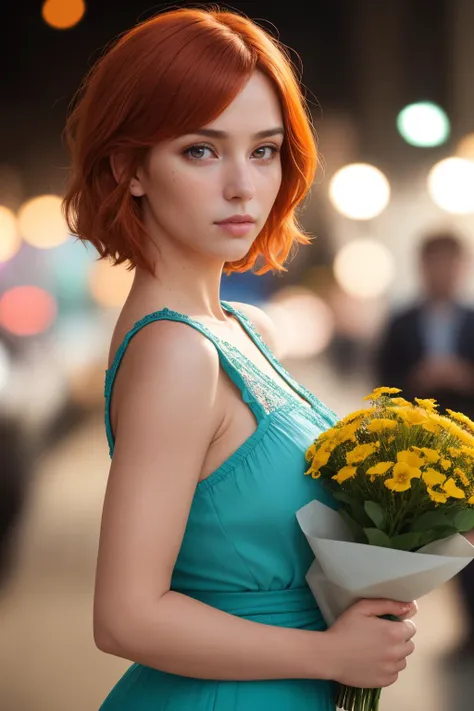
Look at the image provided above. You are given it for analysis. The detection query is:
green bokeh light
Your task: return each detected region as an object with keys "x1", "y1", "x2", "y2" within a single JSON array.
[{"x1": 397, "y1": 102, "x2": 450, "y2": 147}]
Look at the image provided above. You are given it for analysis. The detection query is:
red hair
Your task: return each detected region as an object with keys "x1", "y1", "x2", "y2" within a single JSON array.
[{"x1": 62, "y1": 7, "x2": 317, "y2": 275}]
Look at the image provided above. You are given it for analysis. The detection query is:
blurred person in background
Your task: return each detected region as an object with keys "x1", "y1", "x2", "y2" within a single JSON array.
[
  {"x1": 62, "y1": 7, "x2": 417, "y2": 710},
  {"x1": 376, "y1": 230, "x2": 474, "y2": 660}
]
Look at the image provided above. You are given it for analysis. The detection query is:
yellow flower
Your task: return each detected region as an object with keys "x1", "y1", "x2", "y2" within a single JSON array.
[
  {"x1": 385, "y1": 462, "x2": 422, "y2": 492},
  {"x1": 411, "y1": 447, "x2": 440, "y2": 464},
  {"x1": 440, "y1": 458, "x2": 452, "y2": 471},
  {"x1": 459, "y1": 446, "x2": 474, "y2": 460},
  {"x1": 305, "y1": 444, "x2": 333, "y2": 478},
  {"x1": 391, "y1": 397, "x2": 412, "y2": 407},
  {"x1": 437, "y1": 416, "x2": 474, "y2": 446},
  {"x1": 395, "y1": 407, "x2": 429, "y2": 427},
  {"x1": 332, "y1": 466, "x2": 358, "y2": 484},
  {"x1": 366, "y1": 418, "x2": 398, "y2": 433},
  {"x1": 305, "y1": 443, "x2": 318, "y2": 462},
  {"x1": 446, "y1": 409, "x2": 474, "y2": 434},
  {"x1": 454, "y1": 468, "x2": 470, "y2": 487},
  {"x1": 346, "y1": 442, "x2": 379, "y2": 465},
  {"x1": 311, "y1": 447, "x2": 332, "y2": 470},
  {"x1": 448, "y1": 447, "x2": 462, "y2": 458},
  {"x1": 335, "y1": 422, "x2": 360, "y2": 445},
  {"x1": 363, "y1": 387, "x2": 402, "y2": 402},
  {"x1": 366, "y1": 461, "x2": 394, "y2": 478},
  {"x1": 415, "y1": 398, "x2": 438, "y2": 411},
  {"x1": 312, "y1": 428, "x2": 345, "y2": 455},
  {"x1": 397, "y1": 450, "x2": 425, "y2": 469},
  {"x1": 422, "y1": 468, "x2": 447, "y2": 487},
  {"x1": 427, "y1": 488, "x2": 448, "y2": 504},
  {"x1": 421, "y1": 420, "x2": 441, "y2": 434},
  {"x1": 341, "y1": 408, "x2": 375, "y2": 425},
  {"x1": 388, "y1": 435, "x2": 396, "y2": 443},
  {"x1": 423, "y1": 412, "x2": 447, "y2": 434},
  {"x1": 442, "y1": 478, "x2": 466, "y2": 499},
  {"x1": 468, "y1": 495, "x2": 474, "y2": 505}
]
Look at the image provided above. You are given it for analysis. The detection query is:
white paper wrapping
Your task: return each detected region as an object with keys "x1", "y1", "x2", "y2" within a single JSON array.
[{"x1": 296, "y1": 498, "x2": 474, "y2": 625}]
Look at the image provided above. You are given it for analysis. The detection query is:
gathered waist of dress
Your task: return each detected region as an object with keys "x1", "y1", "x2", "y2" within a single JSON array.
[{"x1": 175, "y1": 585, "x2": 327, "y2": 630}]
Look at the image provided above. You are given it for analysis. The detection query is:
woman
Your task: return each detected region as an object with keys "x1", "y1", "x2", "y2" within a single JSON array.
[{"x1": 63, "y1": 7, "x2": 417, "y2": 710}]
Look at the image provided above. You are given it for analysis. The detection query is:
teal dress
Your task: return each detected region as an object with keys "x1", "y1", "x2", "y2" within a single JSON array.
[{"x1": 100, "y1": 300, "x2": 339, "y2": 710}]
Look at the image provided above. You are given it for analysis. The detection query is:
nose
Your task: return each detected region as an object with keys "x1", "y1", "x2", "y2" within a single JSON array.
[{"x1": 222, "y1": 160, "x2": 255, "y2": 202}]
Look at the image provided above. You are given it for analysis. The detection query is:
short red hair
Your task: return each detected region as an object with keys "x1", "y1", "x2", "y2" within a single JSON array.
[{"x1": 62, "y1": 8, "x2": 317, "y2": 276}]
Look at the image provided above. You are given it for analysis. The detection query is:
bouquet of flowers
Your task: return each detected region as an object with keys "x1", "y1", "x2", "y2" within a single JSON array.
[{"x1": 296, "y1": 386, "x2": 474, "y2": 711}]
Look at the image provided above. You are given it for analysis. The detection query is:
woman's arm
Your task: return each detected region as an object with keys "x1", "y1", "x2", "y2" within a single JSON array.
[
  {"x1": 99, "y1": 587, "x2": 333, "y2": 681},
  {"x1": 94, "y1": 319, "x2": 333, "y2": 681}
]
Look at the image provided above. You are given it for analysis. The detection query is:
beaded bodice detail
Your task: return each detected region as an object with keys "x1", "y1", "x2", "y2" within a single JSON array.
[{"x1": 104, "y1": 300, "x2": 337, "y2": 457}]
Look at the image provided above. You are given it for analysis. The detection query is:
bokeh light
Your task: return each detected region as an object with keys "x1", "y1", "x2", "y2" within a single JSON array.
[
  {"x1": 18, "y1": 195, "x2": 70, "y2": 249},
  {"x1": 427, "y1": 157, "x2": 474, "y2": 214},
  {"x1": 329, "y1": 164, "x2": 390, "y2": 220},
  {"x1": 0, "y1": 206, "x2": 22, "y2": 262},
  {"x1": 0, "y1": 286, "x2": 58, "y2": 336},
  {"x1": 397, "y1": 102, "x2": 450, "y2": 147},
  {"x1": 265, "y1": 288, "x2": 335, "y2": 359},
  {"x1": 42, "y1": 0, "x2": 86, "y2": 30},
  {"x1": 333, "y1": 239, "x2": 395, "y2": 299},
  {"x1": 88, "y1": 260, "x2": 134, "y2": 308}
]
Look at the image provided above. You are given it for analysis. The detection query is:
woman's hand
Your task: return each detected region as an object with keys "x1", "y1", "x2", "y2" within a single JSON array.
[{"x1": 324, "y1": 598, "x2": 417, "y2": 689}]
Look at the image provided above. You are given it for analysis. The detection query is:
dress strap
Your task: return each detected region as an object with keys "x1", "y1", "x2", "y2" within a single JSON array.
[
  {"x1": 220, "y1": 301, "x2": 338, "y2": 429},
  {"x1": 104, "y1": 306, "x2": 268, "y2": 457}
]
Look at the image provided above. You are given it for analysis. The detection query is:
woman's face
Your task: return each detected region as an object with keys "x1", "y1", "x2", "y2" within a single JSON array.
[{"x1": 133, "y1": 70, "x2": 284, "y2": 265}]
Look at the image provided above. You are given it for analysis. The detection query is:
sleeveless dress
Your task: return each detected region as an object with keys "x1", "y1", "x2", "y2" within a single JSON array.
[{"x1": 99, "y1": 299, "x2": 339, "y2": 710}]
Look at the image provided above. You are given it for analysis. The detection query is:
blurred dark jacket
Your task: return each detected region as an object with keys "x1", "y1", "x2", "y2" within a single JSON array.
[{"x1": 376, "y1": 302, "x2": 474, "y2": 418}]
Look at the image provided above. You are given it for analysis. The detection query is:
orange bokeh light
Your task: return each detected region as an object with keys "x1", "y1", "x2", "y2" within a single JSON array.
[
  {"x1": 0, "y1": 286, "x2": 57, "y2": 336},
  {"x1": 42, "y1": 0, "x2": 86, "y2": 30}
]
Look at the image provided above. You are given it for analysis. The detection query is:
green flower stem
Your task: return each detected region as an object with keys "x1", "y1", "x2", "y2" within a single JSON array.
[{"x1": 336, "y1": 684, "x2": 382, "y2": 710}]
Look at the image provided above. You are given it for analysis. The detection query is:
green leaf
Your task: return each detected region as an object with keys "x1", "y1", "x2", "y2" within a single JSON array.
[
  {"x1": 349, "y1": 502, "x2": 374, "y2": 528},
  {"x1": 363, "y1": 528, "x2": 392, "y2": 547},
  {"x1": 390, "y1": 532, "x2": 422, "y2": 551},
  {"x1": 332, "y1": 491, "x2": 356, "y2": 506},
  {"x1": 443, "y1": 508, "x2": 462, "y2": 526},
  {"x1": 454, "y1": 509, "x2": 474, "y2": 532},
  {"x1": 332, "y1": 492, "x2": 373, "y2": 527},
  {"x1": 364, "y1": 501, "x2": 386, "y2": 529},
  {"x1": 418, "y1": 526, "x2": 458, "y2": 547},
  {"x1": 339, "y1": 509, "x2": 365, "y2": 542},
  {"x1": 411, "y1": 510, "x2": 450, "y2": 532}
]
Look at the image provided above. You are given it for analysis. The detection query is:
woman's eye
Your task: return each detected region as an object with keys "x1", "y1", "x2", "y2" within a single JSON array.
[
  {"x1": 253, "y1": 145, "x2": 280, "y2": 160},
  {"x1": 183, "y1": 144, "x2": 215, "y2": 160}
]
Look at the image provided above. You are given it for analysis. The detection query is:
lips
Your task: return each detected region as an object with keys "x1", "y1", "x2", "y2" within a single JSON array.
[{"x1": 216, "y1": 215, "x2": 256, "y2": 224}]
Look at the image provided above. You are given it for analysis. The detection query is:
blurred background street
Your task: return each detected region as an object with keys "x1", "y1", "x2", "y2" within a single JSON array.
[{"x1": 2, "y1": 0, "x2": 474, "y2": 708}]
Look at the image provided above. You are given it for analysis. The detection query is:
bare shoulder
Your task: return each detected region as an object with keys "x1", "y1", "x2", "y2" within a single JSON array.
[
  {"x1": 227, "y1": 301, "x2": 279, "y2": 357},
  {"x1": 116, "y1": 317, "x2": 220, "y2": 383},
  {"x1": 109, "y1": 318, "x2": 222, "y2": 435}
]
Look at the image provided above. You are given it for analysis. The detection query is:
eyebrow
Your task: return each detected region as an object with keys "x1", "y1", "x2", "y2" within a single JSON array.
[{"x1": 188, "y1": 127, "x2": 285, "y2": 140}]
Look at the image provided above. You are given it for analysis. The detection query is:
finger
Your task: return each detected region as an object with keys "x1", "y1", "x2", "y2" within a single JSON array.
[
  {"x1": 399, "y1": 601, "x2": 418, "y2": 620},
  {"x1": 403, "y1": 639, "x2": 415, "y2": 657},
  {"x1": 402, "y1": 619, "x2": 417, "y2": 639},
  {"x1": 395, "y1": 657, "x2": 407, "y2": 672},
  {"x1": 357, "y1": 598, "x2": 412, "y2": 619}
]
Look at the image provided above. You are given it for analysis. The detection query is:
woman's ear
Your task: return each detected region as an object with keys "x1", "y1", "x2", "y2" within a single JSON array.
[{"x1": 109, "y1": 153, "x2": 145, "y2": 196}]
